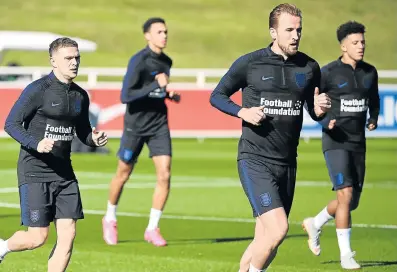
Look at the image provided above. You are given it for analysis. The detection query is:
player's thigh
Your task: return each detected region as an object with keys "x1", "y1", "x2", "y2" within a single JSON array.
[
  {"x1": 146, "y1": 131, "x2": 172, "y2": 158},
  {"x1": 237, "y1": 159, "x2": 283, "y2": 218},
  {"x1": 117, "y1": 130, "x2": 145, "y2": 164},
  {"x1": 276, "y1": 165, "x2": 297, "y2": 218},
  {"x1": 18, "y1": 182, "x2": 53, "y2": 227},
  {"x1": 324, "y1": 149, "x2": 354, "y2": 191},
  {"x1": 53, "y1": 180, "x2": 84, "y2": 221}
]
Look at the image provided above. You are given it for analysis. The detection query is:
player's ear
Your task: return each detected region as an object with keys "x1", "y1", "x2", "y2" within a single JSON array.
[
  {"x1": 340, "y1": 39, "x2": 347, "y2": 53},
  {"x1": 269, "y1": 28, "x2": 277, "y2": 41},
  {"x1": 49, "y1": 55, "x2": 57, "y2": 69},
  {"x1": 144, "y1": 32, "x2": 151, "y2": 42}
]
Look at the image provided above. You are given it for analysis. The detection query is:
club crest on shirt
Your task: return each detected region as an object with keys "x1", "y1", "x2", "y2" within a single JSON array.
[
  {"x1": 295, "y1": 72, "x2": 307, "y2": 88},
  {"x1": 75, "y1": 99, "x2": 82, "y2": 114},
  {"x1": 363, "y1": 74, "x2": 373, "y2": 89}
]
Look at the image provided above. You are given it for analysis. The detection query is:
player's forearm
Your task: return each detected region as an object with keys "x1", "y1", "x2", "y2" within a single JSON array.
[
  {"x1": 317, "y1": 113, "x2": 333, "y2": 129},
  {"x1": 120, "y1": 81, "x2": 160, "y2": 103},
  {"x1": 368, "y1": 97, "x2": 380, "y2": 121},
  {"x1": 304, "y1": 102, "x2": 325, "y2": 122},
  {"x1": 210, "y1": 90, "x2": 242, "y2": 117},
  {"x1": 368, "y1": 108, "x2": 379, "y2": 123},
  {"x1": 311, "y1": 110, "x2": 326, "y2": 121},
  {"x1": 76, "y1": 127, "x2": 96, "y2": 147},
  {"x1": 4, "y1": 121, "x2": 39, "y2": 150}
]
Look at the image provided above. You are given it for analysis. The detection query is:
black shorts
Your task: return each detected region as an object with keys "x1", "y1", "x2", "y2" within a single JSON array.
[
  {"x1": 237, "y1": 158, "x2": 297, "y2": 218},
  {"x1": 117, "y1": 130, "x2": 172, "y2": 164},
  {"x1": 19, "y1": 180, "x2": 84, "y2": 227},
  {"x1": 324, "y1": 149, "x2": 366, "y2": 192}
]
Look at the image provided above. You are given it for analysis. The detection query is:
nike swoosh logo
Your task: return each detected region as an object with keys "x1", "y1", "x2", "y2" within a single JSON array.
[
  {"x1": 52, "y1": 102, "x2": 61, "y2": 106},
  {"x1": 261, "y1": 76, "x2": 274, "y2": 81},
  {"x1": 338, "y1": 82, "x2": 348, "y2": 88}
]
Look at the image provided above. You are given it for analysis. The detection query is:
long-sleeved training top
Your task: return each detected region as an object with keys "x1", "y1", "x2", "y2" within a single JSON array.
[
  {"x1": 210, "y1": 44, "x2": 324, "y2": 166},
  {"x1": 5, "y1": 72, "x2": 96, "y2": 185},
  {"x1": 120, "y1": 46, "x2": 173, "y2": 135},
  {"x1": 318, "y1": 58, "x2": 380, "y2": 152}
]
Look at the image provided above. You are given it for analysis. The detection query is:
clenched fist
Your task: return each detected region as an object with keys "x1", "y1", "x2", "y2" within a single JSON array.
[{"x1": 37, "y1": 138, "x2": 55, "y2": 153}]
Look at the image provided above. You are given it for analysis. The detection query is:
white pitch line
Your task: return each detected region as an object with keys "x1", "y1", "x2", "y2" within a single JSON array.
[
  {"x1": 0, "y1": 180, "x2": 397, "y2": 194},
  {"x1": 0, "y1": 169, "x2": 395, "y2": 185},
  {"x1": 0, "y1": 202, "x2": 396, "y2": 230}
]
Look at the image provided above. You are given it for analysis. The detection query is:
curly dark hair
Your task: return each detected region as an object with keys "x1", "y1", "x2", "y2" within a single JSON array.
[{"x1": 337, "y1": 21, "x2": 365, "y2": 43}]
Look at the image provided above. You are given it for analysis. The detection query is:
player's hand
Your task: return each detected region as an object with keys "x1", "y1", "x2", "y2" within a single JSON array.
[
  {"x1": 37, "y1": 138, "x2": 55, "y2": 153},
  {"x1": 314, "y1": 87, "x2": 331, "y2": 117},
  {"x1": 367, "y1": 123, "x2": 376, "y2": 131},
  {"x1": 328, "y1": 119, "x2": 336, "y2": 130},
  {"x1": 168, "y1": 91, "x2": 181, "y2": 103},
  {"x1": 366, "y1": 119, "x2": 377, "y2": 131},
  {"x1": 237, "y1": 106, "x2": 266, "y2": 126},
  {"x1": 92, "y1": 127, "x2": 108, "y2": 146},
  {"x1": 155, "y1": 73, "x2": 169, "y2": 88}
]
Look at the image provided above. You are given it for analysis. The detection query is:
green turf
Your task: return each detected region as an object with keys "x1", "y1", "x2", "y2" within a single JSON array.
[
  {"x1": 0, "y1": 138, "x2": 396, "y2": 271},
  {"x1": 0, "y1": 0, "x2": 396, "y2": 71}
]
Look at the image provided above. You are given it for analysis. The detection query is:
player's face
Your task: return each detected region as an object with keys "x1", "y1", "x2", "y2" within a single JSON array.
[
  {"x1": 271, "y1": 13, "x2": 302, "y2": 57},
  {"x1": 51, "y1": 46, "x2": 80, "y2": 81},
  {"x1": 145, "y1": 23, "x2": 168, "y2": 49},
  {"x1": 342, "y1": 33, "x2": 365, "y2": 62}
]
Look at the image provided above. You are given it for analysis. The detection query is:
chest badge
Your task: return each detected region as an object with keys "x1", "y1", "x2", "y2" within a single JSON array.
[
  {"x1": 295, "y1": 73, "x2": 307, "y2": 88},
  {"x1": 75, "y1": 99, "x2": 82, "y2": 114}
]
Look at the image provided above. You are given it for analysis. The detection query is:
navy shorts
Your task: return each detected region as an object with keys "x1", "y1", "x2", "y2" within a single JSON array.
[
  {"x1": 117, "y1": 129, "x2": 172, "y2": 164},
  {"x1": 324, "y1": 149, "x2": 366, "y2": 192},
  {"x1": 237, "y1": 158, "x2": 297, "y2": 218},
  {"x1": 19, "y1": 180, "x2": 84, "y2": 227}
]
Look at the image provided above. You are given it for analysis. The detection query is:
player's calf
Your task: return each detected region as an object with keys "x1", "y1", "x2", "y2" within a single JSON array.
[
  {"x1": 48, "y1": 219, "x2": 76, "y2": 271},
  {"x1": 336, "y1": 187, "x2": 353, "y2": 228},
  {"x1": 335, "y1": 186, "x2": 359, "y2": 269},
  {"x1": 106, "y1": 161, "x2": 134, "y2": 219},
  {"x1": 9, "y1": 227, "x2": 49, "y2": 251},
  {"x1": 0, "y1": 227, "x2": 49, "y2": 263},
  {"x1": 145, "y1": 155, "x2": 171, "y2": 247},
  {"x1": 250, "y1": 208, "x2": 288, "y2": 270},
  {"x1": 103, "y1": 161, "x2": 134, "y2": 245}
]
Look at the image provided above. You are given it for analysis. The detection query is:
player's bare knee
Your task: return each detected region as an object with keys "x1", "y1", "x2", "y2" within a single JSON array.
[
  {"x1": 115, "y1": 164, "x2": 133, "y2": 184},
  {"x1": 272, "y1": 222, "x2": 289, "y2": 246},
  {"x1": 28, "y1": 228, "x2": 49, "y2": 249},
  {"x1": 263, "y1": 221, "x2": 288, "y2": 248},
  {"x1": 157, "y1": 169, "x2": 171, "y2": 186},
  {"x1": 115, "y1": 173, "x2": 129, "y2": 185},
  {"x1": 61, "y1": 226, "x2": 76, "y2": 242},
  {"x1": 336, "y1": 187, "x2": 353, "y2": 205}
]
